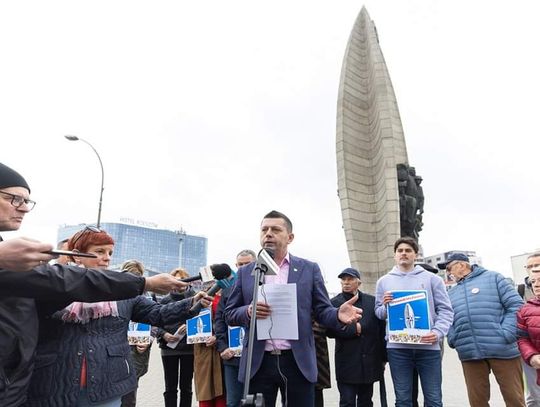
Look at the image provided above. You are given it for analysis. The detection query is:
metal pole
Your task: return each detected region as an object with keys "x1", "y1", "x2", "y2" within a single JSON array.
[{"x1": 64, "y1": 136, "x2": 104, "y2": 227}]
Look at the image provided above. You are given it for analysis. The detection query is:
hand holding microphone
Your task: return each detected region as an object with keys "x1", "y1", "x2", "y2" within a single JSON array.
[
  {"x1": 179, "y1": 263, "x2": 231, "y2": 283},
  {"x1": 189, "y1": 264, "x2": 232, "y2": 315},
  {"x1": 191, "y1": 290, "x2": 214, "y2": 311}
]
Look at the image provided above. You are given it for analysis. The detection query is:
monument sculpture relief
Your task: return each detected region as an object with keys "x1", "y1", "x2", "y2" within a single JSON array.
[
  {"x1": 397, "y1": 164, "x2": 424, "y2": 241},
  {"x1": 336, "y1": 7, "x2": 422, "y2": 292}
]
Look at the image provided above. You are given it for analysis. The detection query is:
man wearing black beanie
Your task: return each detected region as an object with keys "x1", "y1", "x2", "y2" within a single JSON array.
[
  {"x1": 0, "y1": 162, "x2": 193, "y2": 406},
  {"x1": 0, "y1": 162, "x2": 31, "y2": 191},
  {"x1": 0, "y1": 162, "x2": 56, "y2": 271}
]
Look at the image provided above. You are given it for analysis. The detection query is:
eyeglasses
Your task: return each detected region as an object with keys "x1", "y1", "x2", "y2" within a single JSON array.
[
  {"x1": 525, "y1": 263, "x2": 540, "y2": 270},
  {"x1": 69, "y1": 226, "x2": 102, "y2": 249},
  {"x1": 0, "y1": 190, "x2": 36, "y2": 211}
]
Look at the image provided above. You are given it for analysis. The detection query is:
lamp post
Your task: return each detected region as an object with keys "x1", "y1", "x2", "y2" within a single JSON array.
[{"x1": 64, "y1": 135, "x2": 105, "y2": 228}]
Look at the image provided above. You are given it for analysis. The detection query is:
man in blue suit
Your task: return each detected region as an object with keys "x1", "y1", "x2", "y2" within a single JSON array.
[{"x1": 225, "y1": 210, "x2": 362, "y2": 406}]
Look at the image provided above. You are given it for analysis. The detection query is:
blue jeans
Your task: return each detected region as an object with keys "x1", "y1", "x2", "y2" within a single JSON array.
[
  {"x1": 387, "y1": 348, "x2": 442, "y2": 407},
  {"x1": 223, "y1": 363, "x2": 243, "y2": 407}
]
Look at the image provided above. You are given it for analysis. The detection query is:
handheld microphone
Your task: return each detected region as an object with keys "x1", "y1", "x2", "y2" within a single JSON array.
[
  {"x1": 252, "y1": 248, "x2": 278, "y2": 276},
  {"x1": 189, "y1": 264, "x2": 233, "y2": 315},
  {"x1": 179, "y1": 263, "x2": 231, "y2": 283}
]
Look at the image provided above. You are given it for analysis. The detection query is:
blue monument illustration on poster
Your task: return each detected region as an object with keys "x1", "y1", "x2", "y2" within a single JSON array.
[
  {"x1": 387, "y1": 290, "x2": 430, "y2": 344},
  {"x1": 187, "y1": 310, "x2": 212, "y2": 344},
  {"x1": 228, "y1": 326, "x2": 245, "y2": 357},
  {"x1": 127, "y1": 321, "x2": 152, "y2": 345}
]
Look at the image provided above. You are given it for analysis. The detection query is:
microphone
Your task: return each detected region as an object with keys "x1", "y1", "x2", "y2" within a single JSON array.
[
  {"x1": 189, "y1": 264, "x2": 232, "y2": 315},
  {"x1": 179, "y1": 263, "x2": 231, "y2": 283},
  {"x1": 252, "y1": 248, "x2": 278, "y2": 276}
]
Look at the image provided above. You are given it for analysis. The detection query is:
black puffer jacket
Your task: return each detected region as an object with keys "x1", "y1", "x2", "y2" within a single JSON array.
[
  {"x1": 0, "y1": 259, "x2": 145, "y2": 407},
  {"x1": 26, "y1": 295, "x2": 192, "y2": 406}
]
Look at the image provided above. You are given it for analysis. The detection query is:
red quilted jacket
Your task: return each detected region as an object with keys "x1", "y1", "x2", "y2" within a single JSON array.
[{"x1": 517, "y1": 297, "x2": 540, "y2": 385}]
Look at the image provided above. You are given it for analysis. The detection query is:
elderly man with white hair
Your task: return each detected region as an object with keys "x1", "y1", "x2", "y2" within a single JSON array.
[{"x1": 440, "y1": 253, "x2": 525, "y2": 407}]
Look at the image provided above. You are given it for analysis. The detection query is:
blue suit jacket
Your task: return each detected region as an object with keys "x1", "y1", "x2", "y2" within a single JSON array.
[{"x1": 224, "y1": 254, "x2": 342, "y2": 383}]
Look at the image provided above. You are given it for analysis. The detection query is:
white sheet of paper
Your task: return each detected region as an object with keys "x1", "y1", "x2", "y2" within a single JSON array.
[
  {"x1": 166, "y1": 325, "x2": 186, "y2": 349},
  {"x1": 256, "y1": 283, "x2": 298, "y2": 340}
]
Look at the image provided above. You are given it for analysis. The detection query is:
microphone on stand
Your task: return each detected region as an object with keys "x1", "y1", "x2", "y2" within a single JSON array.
[
  {"x1": 241, "y1": 249, "x2": 276, "y2": 406},
  {"x1": 252, "y1": 248, "x2": 278, "y2": 276}
]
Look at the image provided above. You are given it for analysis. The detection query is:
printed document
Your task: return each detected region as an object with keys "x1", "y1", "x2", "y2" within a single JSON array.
[{"x1": 256, "y1": 283, "x2": 298, "y2": 340}]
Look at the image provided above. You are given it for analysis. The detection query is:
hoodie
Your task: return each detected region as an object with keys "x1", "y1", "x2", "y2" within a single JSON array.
[{"x1": 374, "y1": 265, "x2": 454, "y2": 350}]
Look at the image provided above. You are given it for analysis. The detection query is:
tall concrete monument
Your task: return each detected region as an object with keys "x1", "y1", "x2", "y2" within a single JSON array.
[{"x1": 336, "y1": 7, "x2": 417, "y2": 293}]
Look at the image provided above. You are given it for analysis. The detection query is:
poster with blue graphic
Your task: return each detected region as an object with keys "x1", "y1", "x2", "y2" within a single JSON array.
[
  {"x1": 127, "y1": 321, "x2": 152, "y2": 345},
  {"x1": 228, "y1": 326, "x2": 245, "y2": 357},
  {"x1": 387, "y1": 290, "x2": 431, "y2": 344},
  {"x1": 186, "y1": 310, "x2": 212, "y2": 344}
]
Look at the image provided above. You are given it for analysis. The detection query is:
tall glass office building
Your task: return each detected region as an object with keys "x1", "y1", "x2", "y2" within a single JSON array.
[{"x1": 57, "y1": 222, "x2": 207, "y2": 276}]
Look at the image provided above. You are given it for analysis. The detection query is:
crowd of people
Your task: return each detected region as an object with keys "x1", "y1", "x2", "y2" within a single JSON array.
[{"x1": 1, "y1": 160, "x2": 540, "y2": 407}]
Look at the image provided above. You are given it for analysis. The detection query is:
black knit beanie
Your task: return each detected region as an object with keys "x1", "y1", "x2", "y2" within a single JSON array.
[{"x1": 0, "y1": 162, "x2": 31, "y2": 192}]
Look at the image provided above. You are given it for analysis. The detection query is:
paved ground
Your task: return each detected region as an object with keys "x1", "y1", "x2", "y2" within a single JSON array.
[{"x1": 137, "y1": 340, "x2": 506, "y2": 406}]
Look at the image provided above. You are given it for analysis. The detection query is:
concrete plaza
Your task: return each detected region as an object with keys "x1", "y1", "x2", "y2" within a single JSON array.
[{"x1": 137, "y1": 339, "x2": 507, "y2": 406}]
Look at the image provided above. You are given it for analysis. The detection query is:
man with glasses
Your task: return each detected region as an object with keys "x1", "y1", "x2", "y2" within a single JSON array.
[
  {"x1": 0, "y1": 162, "x2": 192, "y2": 407},
  {"x1": 439, "y1": 253, "x2": 526, "y2": 407}
]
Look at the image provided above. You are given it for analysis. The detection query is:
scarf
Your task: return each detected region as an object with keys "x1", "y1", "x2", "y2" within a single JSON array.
[
  {"x1": 216, "y1": 270, "x2": 237, "y2": 289},
  {"x1": 54, "y1": 301, "x2": 119, "y2": 324}
]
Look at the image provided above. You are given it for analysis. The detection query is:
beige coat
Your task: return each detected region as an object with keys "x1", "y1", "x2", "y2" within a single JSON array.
[{"x1": 193, "y1": 342, "x2": 224, "y2": 401}]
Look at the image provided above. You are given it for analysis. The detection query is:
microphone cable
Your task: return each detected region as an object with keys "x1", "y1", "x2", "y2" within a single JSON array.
[{"x1": 260, "y1": 283, "x2": 289, "y2": 407}]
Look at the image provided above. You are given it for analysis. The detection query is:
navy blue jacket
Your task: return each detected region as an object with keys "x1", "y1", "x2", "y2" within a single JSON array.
[
  {"x1": 225, "y1": 254, "x2": 342, "y2": 383},
  {"x1": 327, "y1": 291, "x2": 386, "y2": 384},
  {"x1": 26, "y1": 295, "x2": 192, "y2": 406},
  {"x1": 215, "y1": 285, "x2": 240, "y2": 367},
  {"x1": 0, "y1": 257, "x2": 144, "y2": 407}
]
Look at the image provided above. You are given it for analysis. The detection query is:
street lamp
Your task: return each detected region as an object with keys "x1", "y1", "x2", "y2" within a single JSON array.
[{"x1": 64, "y1": 135, "x2": 105, "y2": 228}]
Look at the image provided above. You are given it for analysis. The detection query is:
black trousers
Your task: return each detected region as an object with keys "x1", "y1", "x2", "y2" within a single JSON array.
[
  {"x1": 249, "y1": 351, "x2": 314, "y2": 407},
  {"x1": 314, "y1": 388, "x2": 324, "y2": 407},
  {"x1": 161, "y1": 353, "x2": 194, "y2": 407},
  {"x1": 337, "y1": 381, "x2": 374, "y2": 407}
]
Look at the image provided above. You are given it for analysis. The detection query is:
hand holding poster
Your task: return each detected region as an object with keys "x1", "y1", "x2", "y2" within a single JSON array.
[
  {"x1": 166, "y1": 324, "x2": 187, "y2": 349},
  {"x1": 228, "y1": 326, "x2": 245, "y2": 357},
  {"x1": 186, "y1": 309, "x2": 212, "y2": 344},
  {"x1": 387, "y1": 290, "x2": 431, "y2": 344}
]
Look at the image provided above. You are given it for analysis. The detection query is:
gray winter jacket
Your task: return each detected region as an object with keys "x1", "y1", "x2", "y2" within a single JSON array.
[{"x1": 375, "y1": 265, "x2": 454, "y2": 351}]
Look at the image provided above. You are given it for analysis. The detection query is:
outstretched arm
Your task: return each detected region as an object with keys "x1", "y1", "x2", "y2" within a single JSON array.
[{"x1": 0, "y1": 237, "x2": 54, "y2": 271}]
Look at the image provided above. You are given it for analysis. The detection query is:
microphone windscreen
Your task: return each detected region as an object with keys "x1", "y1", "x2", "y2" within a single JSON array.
[
  {"x1": 189, "y1": 282, "x2": 222, "y2": 314},
  {"x1": 210, "y1": 263, "x2": 232, "y2": 280},
  {"x1": 263, "y1": 248, "x2": 275, "y2": 259}
]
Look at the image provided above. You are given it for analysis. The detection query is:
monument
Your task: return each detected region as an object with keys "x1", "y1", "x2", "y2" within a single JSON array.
[{"x1": 336, "y1": 7, "x2": 423, "y2": 293}]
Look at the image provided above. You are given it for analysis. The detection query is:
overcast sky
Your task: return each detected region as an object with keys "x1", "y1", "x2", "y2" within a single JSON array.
[{"x1": 1, "y1": 1, "x2": 538, "y2": 292}]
